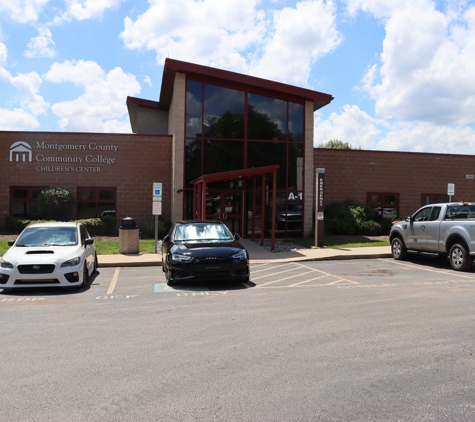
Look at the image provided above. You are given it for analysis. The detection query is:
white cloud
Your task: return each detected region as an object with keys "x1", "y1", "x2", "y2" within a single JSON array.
[
  {"x1": 348, "y1": 0, "x2": 475, "y2": 125},
  {"x1": 52, "y1": 0, "x2": 125, "y2": 23},
  {"x1": 315, "y1": 104, "x2": 475, "y2": 154},
  {"x1": 314, "y1": 105, "x2": 386, "y2": 149},
  {"x1": 250, "y1": 0, "x2": 342, "y2": 86},
  {"x1": 374, "y1": 122, "x2": 475, "y2": 154},
  {"x1": 0, "y1": 107, "x2": 40, "y2": 129},
  {"x1": 10, "y1": 71, "x2": 48, "y2": 115},
  {"x1": 44, "y1": 60, "x2": 141, "y2": 132},
  {"x1": 25, "y1": 26, "x2": 56, "y2": 58},
  {"x1": 120, "y1": 0, "x2": 342, "y2": 86},
  {"x1": 0, "y1": 0, "x2": 50, "y2": 24},
  {"x1": 0, "y1": 41, "x2": 47, "y2": 129}
]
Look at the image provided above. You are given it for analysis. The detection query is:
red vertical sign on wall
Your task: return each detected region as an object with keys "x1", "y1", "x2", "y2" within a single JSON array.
[{"x1": 315, "y1": 168, "x2": 325, "y2": 247}]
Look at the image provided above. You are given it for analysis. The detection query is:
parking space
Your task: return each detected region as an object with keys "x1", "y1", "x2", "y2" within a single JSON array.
[{"x1": 4, "y1": 254, "x2": 475, "y2": 305}]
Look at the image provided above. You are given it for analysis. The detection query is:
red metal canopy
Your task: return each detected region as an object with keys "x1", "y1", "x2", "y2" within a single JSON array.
[{"x1": 191, "y1": 165, "x2": 279, "y2": 251}]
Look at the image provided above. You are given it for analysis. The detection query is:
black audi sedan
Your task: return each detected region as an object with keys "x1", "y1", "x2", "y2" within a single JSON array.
[{"x1": 161, "y1": 220, "x2": 250, "y2": 286}]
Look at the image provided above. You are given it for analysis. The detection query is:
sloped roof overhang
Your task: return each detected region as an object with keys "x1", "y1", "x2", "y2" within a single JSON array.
[{"x1": 159, "y1": 58, "x2": 334, "y2": 112}]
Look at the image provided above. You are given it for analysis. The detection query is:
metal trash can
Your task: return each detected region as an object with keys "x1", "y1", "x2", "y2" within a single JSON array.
[{"x1": 119, "y1": 217, "x2": 139, "y2": 254}]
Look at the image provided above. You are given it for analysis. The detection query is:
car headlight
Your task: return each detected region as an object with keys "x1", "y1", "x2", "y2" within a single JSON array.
[
  {"x1": 61, "y1": 257, "x2": 81, "y2": 268},
  {"x1": 0, "y1": 259, "x2": 13, "y2": 269},
  {"x1": 171, "y1": 254, "x2": 192, "y2": 262},
  {"x1": 232, "y1": 250, "x2": 247, "y2": 260}
]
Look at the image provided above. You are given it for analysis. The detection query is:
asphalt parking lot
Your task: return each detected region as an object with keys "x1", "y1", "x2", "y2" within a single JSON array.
[{"x1": 2, "y1": 255, "x2": 475, "y2": 421}]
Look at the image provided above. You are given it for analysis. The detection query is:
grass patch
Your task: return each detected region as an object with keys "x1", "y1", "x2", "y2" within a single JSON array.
[
  {"x1": 0, "y1": 239, "x2": 159, "y2": 256},
  {"x1": 0, "y1": 236, "x2": 389, "y2": 257},
  {"x1": 289, "y1": 236, "x2": 390, "y2": 249}
]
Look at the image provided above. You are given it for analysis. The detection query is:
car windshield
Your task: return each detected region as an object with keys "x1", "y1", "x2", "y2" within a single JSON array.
[
  {"x1": 174, "y1": 223, "x2": 233, "y2": 241},
  {"x1": 15, "y1": 227, "x2": 78, "y2": 247}
]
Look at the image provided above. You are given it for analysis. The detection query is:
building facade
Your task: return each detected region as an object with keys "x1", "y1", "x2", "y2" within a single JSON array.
[{"x1": 1, "y1": 58, "x2": 473, "y2": 235}]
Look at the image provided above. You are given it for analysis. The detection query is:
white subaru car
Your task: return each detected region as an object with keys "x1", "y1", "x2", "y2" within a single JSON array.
[{"x1": 0, "y1": 222, "x2": 97, "y2": 289}]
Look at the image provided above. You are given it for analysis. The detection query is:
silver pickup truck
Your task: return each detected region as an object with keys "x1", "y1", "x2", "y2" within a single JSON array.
[{"x1": 389, "y1": 202, "x2": 475, "y2": 271}]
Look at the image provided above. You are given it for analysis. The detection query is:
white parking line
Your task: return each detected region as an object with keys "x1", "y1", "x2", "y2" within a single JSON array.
[
  {"x1": 379, "y1": 258, "x2": 475, "y2": 279},
  {"x1": 256, "y1": 270, "x2": 316, "y2": 287},
  {"x1": 107, "y1": 267, "x2": 121, "y2": 294}
]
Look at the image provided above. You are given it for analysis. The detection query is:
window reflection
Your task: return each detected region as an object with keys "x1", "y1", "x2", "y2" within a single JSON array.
[
  {"x1": 185, "y1": 139, "x2": 202, "y2": 185},
  {"x1": 288, "y1": 144, "x2": 303, "y2": 190},
  {"x1": 288, "y1": 102, "x2": 304, "y2": 141},
  {"x1": 248, "y1": 142, "x2": 286, "y2": 189},
  {"x1": 248, "y1": 94, "x2": 286, "y2": 140},
  {"x1": 203, "y1": 140, "x2": 244, "y2": 174},
  {"x1": 204, "y1": 85, "x2": 244, "y2": 139},
  {"x1": 186, "y1": 80, "x2": 202, "y2": 137}
]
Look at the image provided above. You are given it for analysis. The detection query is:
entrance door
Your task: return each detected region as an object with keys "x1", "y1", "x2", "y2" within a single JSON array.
[{"x1": 206, "y1": 190, "x2": 242, "y2": 235}]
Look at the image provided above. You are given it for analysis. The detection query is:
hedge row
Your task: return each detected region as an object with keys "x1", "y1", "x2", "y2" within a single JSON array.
[
  {"x1": 323, "y1": 201, "x2": 394, "y2": 236},
  {"x1": 4, "y1": 215, "x2": 172, "y2": 239}
]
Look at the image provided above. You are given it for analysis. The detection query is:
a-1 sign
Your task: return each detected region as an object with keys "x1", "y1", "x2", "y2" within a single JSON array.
[{"x1": 447, "y1": 183, "x2": 455, "y2": 196}]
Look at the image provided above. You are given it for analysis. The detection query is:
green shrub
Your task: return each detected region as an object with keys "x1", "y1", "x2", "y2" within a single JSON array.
[
  {"x1": 101, "y1": 216, "x2": 118, "y2": 236},
  {"x1": 379, "y1": 218, "x2": 394, "y2": 236},
  {"x1": 76, "y1": 218, "x2": 103, "y2": 236},
  {"x1": 324, "y1": 200, "x2": 378, "y2": 235},
  {"x1": 4, "y1": 216, "x2": 51, "y2": 233},
  {"x1": 359, "y1": 220, "x2": 381, "y2": 236},
  {"x1": 37, "y1": 187, "x2": 75, "y2": 221},
  {"x1": 140, "y1": 216, "x2": 172, "y2": 239}
]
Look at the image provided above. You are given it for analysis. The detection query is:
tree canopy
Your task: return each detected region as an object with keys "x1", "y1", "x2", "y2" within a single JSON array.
[{"x1": 317, "y1": 139, "x2": 361, "y2": 149}]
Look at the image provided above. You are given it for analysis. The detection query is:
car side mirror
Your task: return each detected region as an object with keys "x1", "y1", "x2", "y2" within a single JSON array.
[
  {"x1": 8, "y1": 240, "x2": 15, "y2": 247},
  {"x1": 163, "y1": 235, "x2": 170, "y2": 243},
  {"x1": 233, "y1": 233, "x2": 241, "y2": 240},
  {"x1": 405, "y1": 215, "x2": 413, "y2": 223},
  {"x1": 85, "y1": 238, "x2": 94, "y2": 246}
]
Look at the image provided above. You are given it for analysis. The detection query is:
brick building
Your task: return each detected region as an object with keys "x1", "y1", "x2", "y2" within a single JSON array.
[{"x1": 1, "y1": 58, "x2": 472, "y2": 236}]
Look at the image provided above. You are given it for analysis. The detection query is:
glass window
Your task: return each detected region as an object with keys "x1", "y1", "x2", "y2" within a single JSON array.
[
  {"x1": 186, "y1": 80, "x2": 202, "y2": 137},
  {"x1": 288, "y1": 102, "x2": 304, "y2": 141},
  {"x1": 288, "y1": 143, "x2": 304, "y2": 190},
  {"x1": 430, "y1": 207, "x2": 442, "y2": 221},
  {"x1": 414, "y1": 207, "x2": 432, "y2": 222},
  {"x1": 185, "y1": 139, "x2": 202, "y2": 186},
  {"x1": 422, "y1": 194, "x2": 450, "y2": 205},
  {"x1": 203, "y1": 140, "x2": 244, "y2": 174},
  {"x1": 248, "y1": 142, "x2": 286, "y2": 189},
  {"x1": 204, "y1": 84, "x2": 244, "y2": 139},
  {"x1": 77, "y1": 187, "x2": 116, "y2": 219},
  {"x1": 10, "y1": 186, "x2": 48, "y2": 219},
  {"x1": 367, "y1": 192, "x2": 399, "y2": 219},
  {"x1": 248, "y1": 94, "x2": 286, "y2": 140}
]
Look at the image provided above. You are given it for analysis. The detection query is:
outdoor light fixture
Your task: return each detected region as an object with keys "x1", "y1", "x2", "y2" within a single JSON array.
[
  {"x1": 177, "y1": 189, "x2": 183, "y2": 193},
  {"x1": 237, "y1": 177, "x2": 243, "y2": 187}
]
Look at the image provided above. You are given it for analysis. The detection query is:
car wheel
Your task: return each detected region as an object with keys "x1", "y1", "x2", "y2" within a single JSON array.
[
  {"x1": 391, "y1": 237, "x2": 407, "y2": 260},
  {"x1": 449, "y1": 243, "x2": 473, "y2": 271},
  {"x1": 164, "y1": 265, "x2": 175, "y2": 286},
  {"x1": 80, "y1": 265, "x2": 89, "y2": 288}
]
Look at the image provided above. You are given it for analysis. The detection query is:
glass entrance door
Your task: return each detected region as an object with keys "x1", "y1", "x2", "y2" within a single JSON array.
[{"x1": 206, "y1": 190, "x2": 242, "y2": 235}]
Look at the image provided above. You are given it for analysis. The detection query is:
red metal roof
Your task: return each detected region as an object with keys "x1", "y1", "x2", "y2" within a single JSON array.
[{"x1": 159, "y1": 58, "x2": 333, "y2": 111}]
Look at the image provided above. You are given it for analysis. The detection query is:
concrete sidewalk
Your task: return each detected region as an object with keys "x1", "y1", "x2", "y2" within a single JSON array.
[{"x1": 98, "y1": 238, "x2": 392, "y2": 268}]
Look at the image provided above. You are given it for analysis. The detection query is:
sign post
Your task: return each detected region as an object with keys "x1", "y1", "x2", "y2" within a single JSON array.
[
  {"x1": 152, "y1": 183, "x2": 163, "y2": 253},
  {"x1": 315, "y1": 168, "x2": 325, "y2": 247},
  {"x1": 447, "y1": 183, "x2": 455, "y2": 202}
]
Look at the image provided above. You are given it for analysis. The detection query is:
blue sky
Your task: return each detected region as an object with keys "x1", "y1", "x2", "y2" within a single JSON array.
[{"x1": 1, "y1": 0, "x2": 474, "y2": 153}]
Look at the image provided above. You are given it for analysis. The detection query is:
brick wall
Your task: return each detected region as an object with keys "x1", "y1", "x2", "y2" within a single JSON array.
[
  {"x1": 1, "y1": 131, "x2": 172, "y2": 231},
  {"x1": 314, "y1": 148, "x2": 475, "y2": 218}
]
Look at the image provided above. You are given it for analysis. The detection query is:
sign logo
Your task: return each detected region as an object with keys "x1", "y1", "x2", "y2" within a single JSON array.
[{"x1": 10, "y1": 141, "x2": 32, "y2": 163}]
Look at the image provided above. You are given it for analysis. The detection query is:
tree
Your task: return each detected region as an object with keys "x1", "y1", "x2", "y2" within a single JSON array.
[
  {"x1": 317, "y1": 139, "x2": 361, "y2": 149},
  {"x1": 37, "y1": 187, "x2": 76, "y2": 221}
]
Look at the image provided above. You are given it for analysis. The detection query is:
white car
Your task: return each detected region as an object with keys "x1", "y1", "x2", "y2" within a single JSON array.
[{"x1": 0, "y1": 222, "x2": 97, "y2": 289}]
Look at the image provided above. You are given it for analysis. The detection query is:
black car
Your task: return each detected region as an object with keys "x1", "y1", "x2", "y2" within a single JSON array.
[{"x1": 161, "y1": 220, "x2": 249, "y2": 286}]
